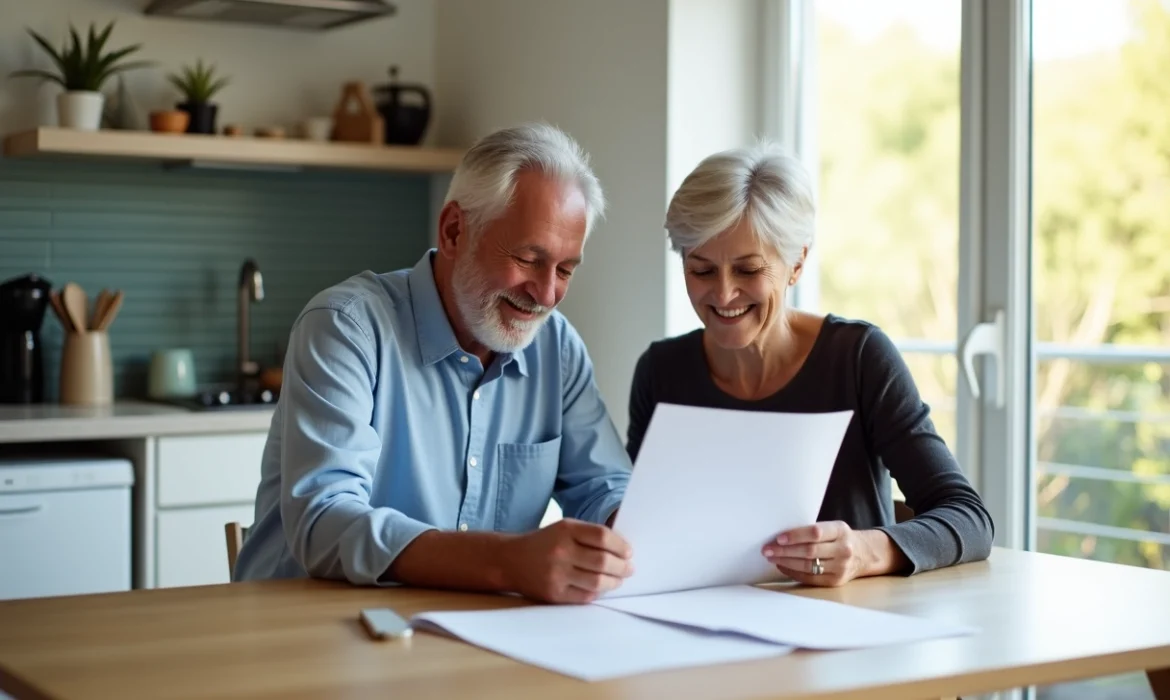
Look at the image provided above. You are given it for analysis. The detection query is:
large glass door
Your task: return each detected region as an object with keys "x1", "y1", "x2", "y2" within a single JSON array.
[
  {"x1": 786, "y1": 0, "x2": 1166, "y2": 697},
  {"x1": 786, "y1": 0, "x2": 1169, "y2": 567},
  {"x1": 789, "y1": 0, "x2": 1029, "y2": 541},
  {"x1": 809, "y1": 0, "x2": 963, "y2": 452},
  {"x1": 801, "y1": 0, "x2": 1026, "y2": 552}
]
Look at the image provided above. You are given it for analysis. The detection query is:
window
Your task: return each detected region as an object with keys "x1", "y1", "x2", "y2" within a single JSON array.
[{"x1": 811, "y1": 0, "x2": 962, "y2": 449}]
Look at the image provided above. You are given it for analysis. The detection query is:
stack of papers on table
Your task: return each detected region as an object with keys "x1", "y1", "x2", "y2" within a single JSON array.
[
  {"x1": 412, "y1": 605, "x2": 793, "y2": 681},
  {"x1": 411, "y1": 404, "x2": 977, "y2": 681},
  {"x1": 413, "y1": 586, "x2": 975, "y2": 682}
]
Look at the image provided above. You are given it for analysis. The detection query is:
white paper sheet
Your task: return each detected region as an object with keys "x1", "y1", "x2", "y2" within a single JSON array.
[
  {"x1": 608, "y1": 404, "x2": 854, "y2": 598},
  {"x1": 412, "y1": 604, "x2": 794, "y2": 681},
  {"x1": 407, "y1": 405, "x2": 967, "y2": 681},
  {"x1": 597, "y1": 585, "x2": 977, "y2": 649}
]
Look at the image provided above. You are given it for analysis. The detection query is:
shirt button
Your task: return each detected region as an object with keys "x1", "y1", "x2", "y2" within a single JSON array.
[
  {"x1": 473, "y1": 390, "x2": 480, "y2": 400},
  {"x1": 459, "y1": 523, "x2": 468, "y2": 532},
  {"x1": 459, "y1": 355, "x2": 469, "y2": 364},
  {"x1": 468, "y1": 456, "x2": 478, "y2": 467}
]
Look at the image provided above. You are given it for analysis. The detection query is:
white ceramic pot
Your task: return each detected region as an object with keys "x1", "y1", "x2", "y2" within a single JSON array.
[{"x1": 57, "y1": 91, "x2": 105, "y2": 131}]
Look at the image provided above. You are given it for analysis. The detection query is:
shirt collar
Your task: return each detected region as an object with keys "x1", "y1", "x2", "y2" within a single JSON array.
[
  {"x1": 509, "y1": 341, "x2": 531, "y2": 377},
  {"x1": 408, "y1": 250, "x2": 530, "y2": 377}
]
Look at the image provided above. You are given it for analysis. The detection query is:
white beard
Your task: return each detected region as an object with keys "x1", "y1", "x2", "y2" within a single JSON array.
[{"x1": 451, "y1": 247, "x2": 553, "y2": 353}]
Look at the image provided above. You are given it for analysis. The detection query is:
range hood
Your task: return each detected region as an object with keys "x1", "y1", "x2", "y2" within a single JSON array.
[{"x1": 144, "y1": 0, "x2": 396, "y2": 30}]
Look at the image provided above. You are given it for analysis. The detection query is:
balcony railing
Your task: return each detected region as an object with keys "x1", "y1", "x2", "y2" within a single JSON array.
[
  {"x1": 894, "y1": 338, "x2": 1170, "y2": 365},
  {"x1": 891, "y1": 338, "x2": 1170, "y2": 556}
]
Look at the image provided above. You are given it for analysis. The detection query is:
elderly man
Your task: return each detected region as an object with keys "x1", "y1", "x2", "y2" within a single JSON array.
[{"x1": 234, "y1": 123, "x2": 634, "y2": 604}]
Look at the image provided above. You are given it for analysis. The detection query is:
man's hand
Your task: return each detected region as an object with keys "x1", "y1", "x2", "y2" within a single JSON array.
[{"x1": 500, "y1": 519, "x2": 634, "y2": 604}]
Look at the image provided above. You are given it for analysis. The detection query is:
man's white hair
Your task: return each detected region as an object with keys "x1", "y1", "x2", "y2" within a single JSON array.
[
  {"x1": 664, "y1": 142, "x2": 815, "y2": 267},
  {"x1": 444, "y1": 122, "x2": 606, "y2": 237}
]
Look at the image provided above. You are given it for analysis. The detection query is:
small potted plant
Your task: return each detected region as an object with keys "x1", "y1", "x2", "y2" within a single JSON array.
[
  {"x1": 168, "y1": 60, "x2": 230, "y2": 135},
  {"x1": 9, "y1": 21, "x2": 150, "y2": 131}
]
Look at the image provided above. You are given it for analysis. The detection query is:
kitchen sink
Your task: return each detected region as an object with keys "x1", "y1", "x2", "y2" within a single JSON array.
[{"x1": 156, "y1": 387, "x2": 278, "y2": 411}]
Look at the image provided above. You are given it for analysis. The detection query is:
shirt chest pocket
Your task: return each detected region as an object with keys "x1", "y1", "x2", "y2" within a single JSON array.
[{"x1": 495, "y1": 436, "x2": 562, "y2": 533}]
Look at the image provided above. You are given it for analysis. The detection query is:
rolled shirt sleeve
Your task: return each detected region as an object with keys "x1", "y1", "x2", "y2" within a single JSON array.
[{"x1": 280, "y1": 305, "x2": 435, "y2": 585}]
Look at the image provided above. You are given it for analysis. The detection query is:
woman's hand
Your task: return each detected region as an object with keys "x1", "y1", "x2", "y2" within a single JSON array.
[{"x1": 761, "y1": 521, "x2": 907, "y2": 587}]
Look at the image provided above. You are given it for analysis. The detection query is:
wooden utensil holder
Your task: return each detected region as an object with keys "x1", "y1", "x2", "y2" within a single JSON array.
[{"x1": 60, "y1": 331, "x2": 113, "y2": 406}]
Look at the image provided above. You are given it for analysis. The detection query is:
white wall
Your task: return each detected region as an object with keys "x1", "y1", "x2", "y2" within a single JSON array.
[
  {"x1": 434, "y1": 0, "x2": 672, "y2": 438},
  {"x1": 0, "y1": 0, "x2": 435, "y2": 138},
  {"x1": 665, "y1": 0, "x2": 763, "y2": 337}
]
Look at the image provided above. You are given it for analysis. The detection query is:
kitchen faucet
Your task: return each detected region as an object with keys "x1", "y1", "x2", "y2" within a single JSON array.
[{"x1": 238, "y1": 258, "x2": 264, "y2": 383}]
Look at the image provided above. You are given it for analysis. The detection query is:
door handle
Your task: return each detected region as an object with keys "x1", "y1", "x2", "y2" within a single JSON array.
[{"x1": 960, "y1": 309, "x2": 1005, "y2": 409}]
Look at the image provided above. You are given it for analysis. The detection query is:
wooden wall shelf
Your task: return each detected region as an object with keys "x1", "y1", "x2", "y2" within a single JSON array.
[{"x1": 2, "y1": 128, "x2": 464, "y2": 174}]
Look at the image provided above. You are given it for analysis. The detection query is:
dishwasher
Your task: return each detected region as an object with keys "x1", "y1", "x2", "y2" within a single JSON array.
[{"x1": 0, "y1": 455, "x2": 134, "y2": 600}]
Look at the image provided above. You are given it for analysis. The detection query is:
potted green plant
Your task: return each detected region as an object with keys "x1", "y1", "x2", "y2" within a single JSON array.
[
  {"x1": 168, "y1": 60, "x2": 230, "y2": 135},
  {"x1": 9, "y1": 21, "x2": 150, "y2": 131}
]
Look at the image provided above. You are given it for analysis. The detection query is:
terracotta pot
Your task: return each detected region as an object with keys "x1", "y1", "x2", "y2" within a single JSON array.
[{"x1": 150, "y1": 110, "x2": 190, "y2": 134}]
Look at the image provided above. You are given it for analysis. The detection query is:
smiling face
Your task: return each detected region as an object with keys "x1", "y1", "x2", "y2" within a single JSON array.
[
  {"x1": 684, "y1": 218, "x2": 803, "y2": 351},
  {"x1": 446, "y1": 169, "x2": 587, "y2": 353}
]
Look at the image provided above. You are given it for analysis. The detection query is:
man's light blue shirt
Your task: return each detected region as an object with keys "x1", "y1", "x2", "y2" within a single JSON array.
[{"x1": 234, "y1": 250, "x2": 631, "y2": 584}]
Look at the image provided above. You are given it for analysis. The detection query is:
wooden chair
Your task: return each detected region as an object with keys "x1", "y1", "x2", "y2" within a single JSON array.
[
  {"x1": 894, "y1": 499, "x2": 915, "y2": 524},
  {"x1": 224, "y1": 522, "x2": 248, "y2": 579}
]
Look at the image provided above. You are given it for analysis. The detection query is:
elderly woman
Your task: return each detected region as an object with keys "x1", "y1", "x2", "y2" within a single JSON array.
[{"x1": 627, "y1": 144, "x2": 994, "y2": 587}]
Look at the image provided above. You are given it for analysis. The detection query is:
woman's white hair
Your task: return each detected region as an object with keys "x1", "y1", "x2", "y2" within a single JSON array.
[
  {"x1": 443, "y1": 122, "x2": 606, "y2": 238},
  {"x1": 664, "y1": 142, "x2": 815, "y2": 267}
]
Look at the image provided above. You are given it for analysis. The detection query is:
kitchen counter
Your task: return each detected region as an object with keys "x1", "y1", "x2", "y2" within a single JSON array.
[{"x1": 0, "y1": 401, "x2": 275, "y2": 444}]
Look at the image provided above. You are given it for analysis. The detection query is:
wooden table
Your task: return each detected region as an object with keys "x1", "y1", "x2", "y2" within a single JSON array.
[{"x1": 1, "y1": 547, "x2": 1168, "y2": 700}]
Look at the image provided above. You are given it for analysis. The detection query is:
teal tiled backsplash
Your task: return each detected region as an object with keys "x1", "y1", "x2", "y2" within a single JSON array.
[{"x1": 0, "y1": 158, "x2": 432, "y2": 400}]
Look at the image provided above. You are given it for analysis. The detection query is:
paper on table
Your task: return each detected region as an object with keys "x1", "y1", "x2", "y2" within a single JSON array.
[
  {"x1": 412, "y1": 604, "x2": 794, "y2": 682},
  {"x1": 608, "y1": 404, "x2": 853, "y2": 599},
  {"x1": 597, "y1": 585, "x2": 977, "y2": 649}
]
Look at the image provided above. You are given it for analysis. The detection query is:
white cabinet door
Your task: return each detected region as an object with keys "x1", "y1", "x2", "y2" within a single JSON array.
[
  {"x1": 156, "y1": 504, "x2": 254, "y2": 588},
  {"x1": 149, "y1": 431, "x2": 267, "y2": 589},
  {"x1": 156, "y1": 433, "x2": 266, "y2": 507}
]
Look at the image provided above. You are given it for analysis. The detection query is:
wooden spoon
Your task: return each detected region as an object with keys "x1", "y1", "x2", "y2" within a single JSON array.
[
  {"x1": 61, "y1": 283, "x2": 88, "y2": 335},
  {"x1": 93, "y1": 288, "x2": 113, "y2": 330},
  {"x1": 96, "y1": 290, "x2": 124, "y2": 331},
  {"x1": 48, "y1": 291, "x2": 72, "y2": 332}
]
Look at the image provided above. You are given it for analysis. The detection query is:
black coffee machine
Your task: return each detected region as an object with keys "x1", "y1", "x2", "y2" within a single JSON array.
[{"x1": 0, "y1": 273, "x2": 53, "y2": 403}]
